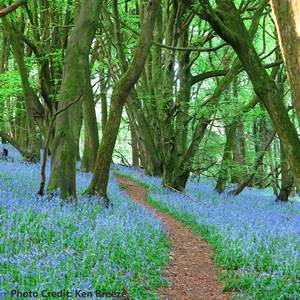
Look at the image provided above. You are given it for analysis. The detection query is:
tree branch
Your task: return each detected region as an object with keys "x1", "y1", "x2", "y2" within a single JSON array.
[
  {"x1": 191, "y1": 69, "x2": 228, "y2": 85},
  {"x1": 0, "y1": 0, "x2": 25, "y2": 17}
]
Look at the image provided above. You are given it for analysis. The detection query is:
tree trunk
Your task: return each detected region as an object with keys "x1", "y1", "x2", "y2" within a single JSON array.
[
  {"x1": 0, "y1": 0, "x2": 25, "y2": 17},
  {"x1": 129, "y1": 119, "x2": 140, "y2": 168},
  {"x1": 99, "y1": 67, "x2": 108, "y2": 133},
  {"x1": 80, "y1": 71, "x2": 99, "y2": 172},
  {"x1": 2, "y1": 18, "x2": 45, "y2": 162},
  {"x1": 162, "y1": 21, "x2": 192, "y2": 191},
  {"x1": 270, "y1": 0, "x2": 300, "y2": 118},
  {"x1": 48, "y1": 0, "x2": 102, "y2": 200},
  {"x1": 253, "y1": 116, "x2": 269, "y2": 188},
  {"x1": 126, "y1": 94, "x2": 162, "y2": 176},
  {"x1": 231, "y1": 79, "x2": 247, "y2": 183},
  {"x1": 0, "y1": 35, "x2": 9, "y2": 73},
  {"x1": 215, "y1": 125, "x2": 235, "y2": 193},
  {"x1": 175, "y1": 4, "x2": 264, "y2": 190},
  {"x1": 87, "y1": 0, "x2": 160, "y2": 205},
  {"x1": 277, "y1": 141, "x2": 294, "y2": 201}
]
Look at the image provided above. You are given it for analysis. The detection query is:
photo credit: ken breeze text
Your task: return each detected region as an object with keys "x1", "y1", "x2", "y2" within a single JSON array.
[{"x1": 10, "y1": 289, "x2": 130, "y2": 298}]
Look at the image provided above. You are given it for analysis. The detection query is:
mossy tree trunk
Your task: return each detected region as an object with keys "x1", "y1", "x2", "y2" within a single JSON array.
[
  {"x1": 101, "y1": 0, "x2": 162, "y2": 176},
  {"x1": 159, "y1": 0, "x2": 265, "y2": 191},
  {"x1": 87, "y1": 0, "x2": 160, "y2": 205},
  {"x1": 162, "y1": 20, "x2": 192, "y2": 191},
  {"x1": 270, "y1": 0, "x2": 300, "y2": 118},
  {"x1": 0, "y1": 34, "x2": 9, "y2": 73},
  {"x1": 231, "y1": 78, "x2": 247, "y2": 184},
  {"x1": 253, "y1": 116, "x2": 269, "y2": 188},
  {"x1": 48, "y1": 0, "x2": 102, "y2": 200},
  {"x1": 99, "y1": 66, "x2": 108, "y2": 133},
  {"x1": 80, "y1": 70, "x2": 99, "y2": 172}
]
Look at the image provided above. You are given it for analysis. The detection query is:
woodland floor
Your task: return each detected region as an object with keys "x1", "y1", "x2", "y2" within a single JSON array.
[{"x1": 117, "y1": 176, "x2": 231, "y2": 300}]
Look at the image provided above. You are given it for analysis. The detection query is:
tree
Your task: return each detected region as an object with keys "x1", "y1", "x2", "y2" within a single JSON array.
[
  {"x1": 1, "y1": 0, "x2": 299, "y2": 202},
  {"x1": 47, "y1": 0, "x2": 102, "y2": 200},
  {"x1": 87, "y1": 0, "x2": 161, "y2": 206},
  {"x1": 199, "y1": 0, "x2": 300, "y2": 191}
]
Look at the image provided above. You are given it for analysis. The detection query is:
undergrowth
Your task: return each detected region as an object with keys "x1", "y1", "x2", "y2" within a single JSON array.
[{"x1": 0, "y1": 157, "x2": 170, "y2": 299}]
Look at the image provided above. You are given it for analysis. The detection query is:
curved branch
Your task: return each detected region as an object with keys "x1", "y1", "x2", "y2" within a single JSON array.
[{"x1": 0, "y1": 0, "x2": 25, "y2": 17}]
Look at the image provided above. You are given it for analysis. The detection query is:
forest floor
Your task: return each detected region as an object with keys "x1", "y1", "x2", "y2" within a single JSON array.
[
  {"x1": 1, "y1": 146, "x2": 299, "y2": 299},
  {"x1": 117, "y1": 175, "x2": 230, "y2": 300},
  {"x1": 0, "y1": 149, "x2": 171, "y2": 299},
  {"x1": 115, "y1": 165, "x2": 300, "y2": 299}
]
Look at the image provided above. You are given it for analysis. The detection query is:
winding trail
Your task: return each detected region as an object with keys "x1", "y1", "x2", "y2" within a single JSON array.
[{"x1": 117, "y1": 176, "x2": 231, "y2": 300}]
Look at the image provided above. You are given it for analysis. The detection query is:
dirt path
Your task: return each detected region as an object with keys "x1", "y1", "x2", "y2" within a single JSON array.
[{"x1": 117, "y1": 176, "x2": 230, "y2": 300}]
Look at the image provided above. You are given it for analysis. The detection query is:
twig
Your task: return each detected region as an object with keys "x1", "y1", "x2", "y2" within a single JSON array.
[{"x1": 113, "y1": 149, "x2": 131, "y2": 167}]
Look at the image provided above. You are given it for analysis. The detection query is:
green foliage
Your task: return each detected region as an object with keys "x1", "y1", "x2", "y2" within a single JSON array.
[
  {"x1": 0, "y1": 70, "x2": 24, "y2": 126},
  {"x1": 0, "y1": 70, "x2": 22, "y2": 99}
]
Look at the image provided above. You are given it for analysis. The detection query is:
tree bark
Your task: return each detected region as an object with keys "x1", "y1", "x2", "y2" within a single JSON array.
[
  {"x1": 270, "y1": 0, "x2": 300, "y2": 118},
  {"x1": 99, "y1": 67, "x2": 108, "y2": 133},
  {"x1": 0, "y1": 34, "x2": 9, "y2": 73},
  {"x1": 163, "y1": 0, "x2": 267, "y2": 191},
  {"x1": 129, "y1": 119, "x2": 140, "y2": 168},
  {"x1": 253, "y1": 116, "x2": 269, "y2": 188},
  {"x1": 48, "y1": 0, "x2": 102, "y2": 200},
  {"x1": 126, "y1": 93, "x2": 162, "y2": 176}
]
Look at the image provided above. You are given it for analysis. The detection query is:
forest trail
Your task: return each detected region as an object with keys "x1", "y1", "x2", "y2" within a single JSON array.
[{"x1": 116, "y1": 176, "x2": 230, "y2": 300}]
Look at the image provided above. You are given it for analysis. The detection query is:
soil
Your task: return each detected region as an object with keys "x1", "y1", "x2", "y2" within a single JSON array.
[{"x1": 116, "y1": 176, "x2": 231, "y2": 300}]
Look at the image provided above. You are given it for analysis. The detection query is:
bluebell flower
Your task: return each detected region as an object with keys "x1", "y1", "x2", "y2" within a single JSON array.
[
  {"x1": 0, "y1": 151, "x2": 169, "y2": 298},
  {"x1": 115, "y1": 164, "x2": 300, "y2": 296}
]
